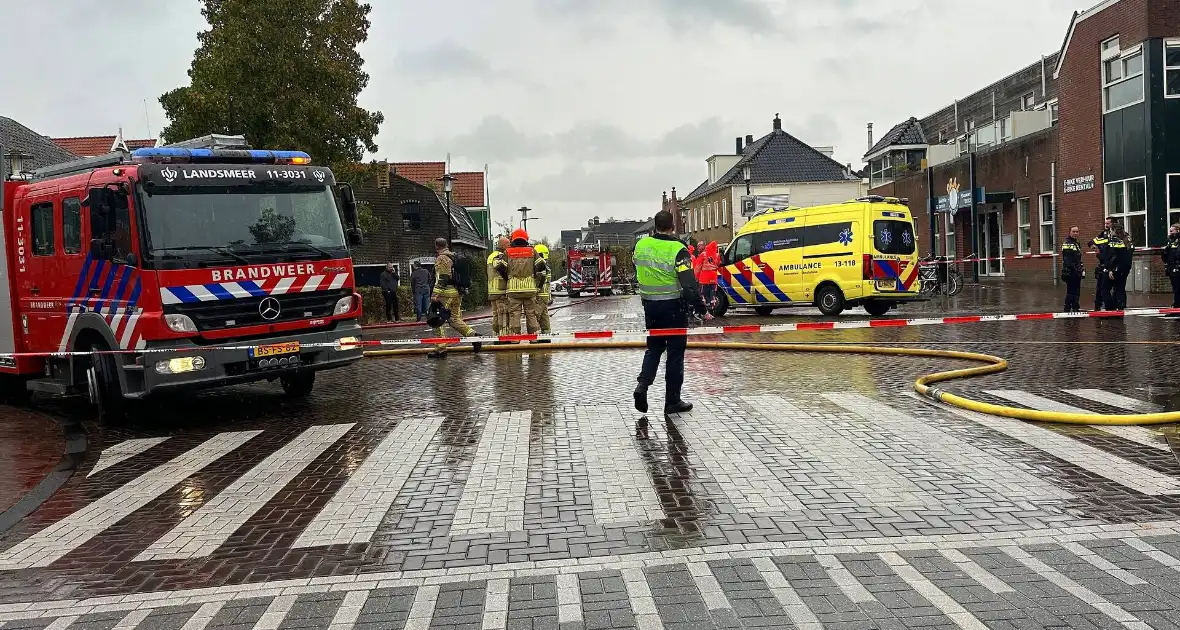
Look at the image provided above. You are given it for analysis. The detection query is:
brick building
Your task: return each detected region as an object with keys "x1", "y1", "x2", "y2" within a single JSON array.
[
  {"x1": 350, "y1": 171, "x2": 486, "y2": 284},
  {"x1": 390, "y1": 161, "x2": 490, "y2": 243},
  {"x1": 682, "y1": 115, "x2": 863, "y2": 247},
  {"x1": 868, "y1": 0, "x2": 1180, "y2": 292}
]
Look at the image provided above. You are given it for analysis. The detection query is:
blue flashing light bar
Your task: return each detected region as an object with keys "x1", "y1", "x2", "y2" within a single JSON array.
[{"x1": 131, "y1": 147, "x2": 312, "y2": 165}]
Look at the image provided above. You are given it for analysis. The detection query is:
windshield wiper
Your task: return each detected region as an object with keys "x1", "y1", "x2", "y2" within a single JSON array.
[
  {"x1": 277, "y1": 241, "x2": 334, "y2": 258},
  {"x1": 153, "y1": 246, "x2": 251, "y2": 265}
]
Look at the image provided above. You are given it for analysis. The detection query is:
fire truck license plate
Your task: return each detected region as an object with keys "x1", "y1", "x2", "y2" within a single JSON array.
[{"x1": 249, "y1": 341, "x2": 300, "y2": 358}]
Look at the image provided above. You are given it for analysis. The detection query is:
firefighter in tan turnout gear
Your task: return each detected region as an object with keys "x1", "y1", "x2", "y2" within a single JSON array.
[
  {"x1": 486, "y1": 237, "x2": 509, "y2": 335},
  {"x1": 499, "y1": 229, "x2": 546, "y2": 335},
  {"x1": 429, "y1": 238, "x2": 475, "y2": 358}
]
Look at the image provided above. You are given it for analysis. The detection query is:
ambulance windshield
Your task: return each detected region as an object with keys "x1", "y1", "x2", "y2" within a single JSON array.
[{"x1": 141, "y1": 185, "x2": 348, "y2": 265}]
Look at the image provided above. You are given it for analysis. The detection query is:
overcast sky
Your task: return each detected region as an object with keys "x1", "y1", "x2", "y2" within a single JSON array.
[{"x1": 1, "y1": 0, "x2": 1084, "y2": 241}]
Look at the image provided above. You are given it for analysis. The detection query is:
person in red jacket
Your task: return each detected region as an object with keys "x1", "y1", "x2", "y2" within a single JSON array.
[{"x1": 699, "y1": 241, "x2": 720, "y2": 310}]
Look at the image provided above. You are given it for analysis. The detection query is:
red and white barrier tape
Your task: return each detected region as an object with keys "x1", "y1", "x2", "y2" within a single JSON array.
[
  {"x1": 922, "y1": 248, "x2": 1166, "y2": 266},
  {"x1": 3, "y1": 307, "x2": 1178, "y2": 359}
]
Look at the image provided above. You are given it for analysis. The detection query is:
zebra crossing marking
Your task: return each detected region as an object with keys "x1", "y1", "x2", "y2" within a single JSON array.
[
  {"x1": 910, "y1": 393, "x2": 1180, "y2": 495},
  {"x1": 937, "y1": 548, "x2": 1013, "y2": 594},
  {"x1": 180, "y1": 601, "x2": 224, "y2": 630},
  {"x1": 751, "y1": 557, "x2": 822, "y2": 630},
  {"x1": 568, "y1": 406, "x2": 663, "y2": 525},
  {"x1": 880, "y1": 552, "x2": 989, "y2": 630},
  {"x1": 327, "y1": 591, "x2": 369, "y2": 630},
  {"x1": 0, "y1": 430, "x2": 261, "y2": 570},
  {"x1": 482, "y1": 578, "x2": 509, "y2": 629},
  {"x1": 815, "y1": 554, "x2": 875, "y2": 604},
  {"x1": 985, "y1": 389, "x2": 1169, "y2": 451},
  {"x1": 253, "y1": 594, "x2": 296, "y2": 630},
  {"x1": 621, "y1": 568, "x2": 663, "y2": 630},
  {"x1": 403, "y1": 584, "x2": 440, "y2": 630},
  {"x1": 1060, "y1": 541, "x2": 1146, "y2": 586},
  {"x1": 294, "y1": 416, "x2": 444, "y2": 548},
  {"x1": 825, "y1": 393, "x2": 1071, "y2": 502},
  {"x1": 742, "y1": 395, "x2": 941, "y2": 508},
  {"x1": 111, "y1": 609, "x2": 152, "y2": 629},
  {"x1": 1064, "y1": 389, "x2": 1165, "y2": 414},
  {"x1": 672, "y1": 407, "x2": 805, "y2": 513},
  {"x1": 1001, "y1": 546, "x2": 1152, "y2": 629},
  {"x1": 135, "y1": 424, "x2": 354, "y2": 562},
  {"x1": 449, "y1": 411, "x2": 531, "y2": 536},
  {"x1": 686, "y1": 561, "x2": 733, "y2": 612},
  {"x1": 589, "y1": 314, "x2": 607, "y2": 321},
  {"x1": 555, "y1": 573, "x2": 582, "y2": 625},
  {"x1": 88, "y1": 437, "x2": 170, "y2": 477},
  {"x1": 43, "y1": 617, "x2": 78, "y2": 630}
]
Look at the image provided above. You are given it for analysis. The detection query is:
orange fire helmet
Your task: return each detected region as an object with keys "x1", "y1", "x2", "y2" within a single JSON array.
[{"x1": 511, "y1": 228, "x2": 529, "y2": 242}]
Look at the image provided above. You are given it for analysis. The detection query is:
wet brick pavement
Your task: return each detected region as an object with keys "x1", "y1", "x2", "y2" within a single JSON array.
[
  {"x1": 1, "y1": 290, "x2": 1180, "y2": 628},
  {"x1": 0, "y1": 408, "x2": 64, "y2": 516}
]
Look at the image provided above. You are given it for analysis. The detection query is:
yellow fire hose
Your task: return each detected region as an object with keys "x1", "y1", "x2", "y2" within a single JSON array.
[{"x1": 363, "y1": 341, "x2": 1180, "y2": 426}]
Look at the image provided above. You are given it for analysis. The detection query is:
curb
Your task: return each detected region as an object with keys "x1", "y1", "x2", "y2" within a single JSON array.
[{"x1": 0, "y1": 412, "x2": 87, "y2": 536}]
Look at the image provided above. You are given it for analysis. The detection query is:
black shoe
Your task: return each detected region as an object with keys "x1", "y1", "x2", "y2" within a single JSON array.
[
  {"x1": 427, "y1": 350, "x2": 447, "y2": 359},
  {"x1": 664, "y1": 400, "x2": 693, "y2": 415},
  {"x1": 472, "y1": 342, "x2": 483, "y2": 353},
  {"x1": 634, "y1": 384, "x2": 649, "y2": 413}
]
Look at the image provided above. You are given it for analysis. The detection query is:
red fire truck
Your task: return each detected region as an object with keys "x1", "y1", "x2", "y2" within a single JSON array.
[
  {"x1": 564, "y1": 243, "x2": 617, "y2": 297},
  {"x1": 0, "y1": 135, "x2": 366, "y2": 422}
]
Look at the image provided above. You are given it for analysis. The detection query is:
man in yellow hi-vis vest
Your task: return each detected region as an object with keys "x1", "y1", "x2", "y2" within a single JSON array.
[
  {"x1": 486, "y1": 237, "x2": 509, "y2": 335},
  {"x1": 633, "y1": 210, "x2": 705, "y2": 415},
  {"x1": 534, "y1": 243, "x2": 552, "y2": 334}
]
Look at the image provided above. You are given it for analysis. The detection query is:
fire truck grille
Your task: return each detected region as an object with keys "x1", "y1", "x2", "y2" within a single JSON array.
[{"x1": 163, "y1": 289, "x2": 349, "y2": 331}]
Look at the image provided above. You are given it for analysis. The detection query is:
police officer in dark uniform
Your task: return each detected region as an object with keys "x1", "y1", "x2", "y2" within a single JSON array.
[
  {"x1": 1107, "y1": 224, "x2": 1132, "y2": 310},
  {"x1": 1087, "y1": 217, "x2": 1113, "y2": 310},
  {"x1": 1061, "y1": 225, "x2": 1084, "y2": 312},
  {"x1": 633, "y1": 210, "x2": 706, "y2": 415},
  {"x1": 1161, "y1": 224, "x2": 1180, "y2": 308}
]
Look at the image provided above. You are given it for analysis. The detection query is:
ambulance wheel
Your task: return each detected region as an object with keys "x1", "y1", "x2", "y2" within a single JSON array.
[
  {"x1": 863, "y1": 301, "x2": 893, "y2": 317},
  {"x1": 816, "y1": 285, "x2": 845, "y2": 316},
  {"x1": 280, "y1": 371, "x2": 315, "y2": 398},
  {"x1": 88, "y1": 351, "x2": 126, "y2": 426},
  {"x1": 711, "y1": 292, "x2": 729, "y2": 317},
  {"x1": 754, "y1": 306, "x2": 775, "y2": 316}
]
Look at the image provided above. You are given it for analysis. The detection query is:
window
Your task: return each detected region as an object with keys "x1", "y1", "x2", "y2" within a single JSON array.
[
  {"x1": 1038, "y1": 194, "x2": 1055, "y2": 254},
  {"x1": 998, "y1": 117, "x2": 1011, "y2": 142},
  {"x1": 712, "y1": 202, "x2": 718, "y2": 228},
  {"x1": 721, "y1": 199, "x2": 728, "y2": 225},
  {"x1": 1049, "y1": 100, "x2": 1059, "y2": 125},
  {"x1": 957, "y1": 135, "x2": 969, "y2": 156},
  {"x1": 401, "y1": 202, "x2": 421, "y2": 232},
  {"x1": 726, "y1": 234, "x2": 754, "y2": 264},
  {"x1": 870, "y1": 154, "x2": 893, "y2": 186},
  {"x1": 1102, "y1": 39, "x2": 1144, "y2": 112},
  {"x1": 754, "y1": 227, "x2": 803, "y2": 253},
  {"x1": 89, "y1": 189, "x2": 133, "y2": 261},
  {"x1": 1168, "y1": 174, "x2": 1180, "y2": 227},
  {"x1": 1166, "y1": 41, "x2": 1180, "y2": 98},
  {"x1": 872, "y1": 220, "x2": 915, "y2": 255},
  {"x1": 31, "y1": 202, "x2": 54, "y2": 256},
  {"x1": 1017, "y1": 198, "x2": 1032, "y2": 254},
  {"x1": 62, "y1": 197, "x2": 82, "y2": 254},
  {"x1": 1105, "y1": 176, "x2": 1147, "y2": 247},
  {"x1": 1021, "y1": 92, "x2": 1036, "y2": 110},
  {"x1": 802, "y1": 221, "x2": 853, "y2": 248},
  {"x1": 945, "y1": 215, "x2": 956, "y2": 257}
]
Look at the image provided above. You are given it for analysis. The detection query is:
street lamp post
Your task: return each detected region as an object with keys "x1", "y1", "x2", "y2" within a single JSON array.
[
  {"x1": 518, "y1": 206, "x2": 535, "y2": 233},
  {"x1": 440, "y1": 172, "x2": 455, "y2": 246},
  {"x1": 678, "y1": 206, "x2": 688, "y2": 239},
  {"x1": 742, "y1": 164, "x2": 752, "y2": 195}
]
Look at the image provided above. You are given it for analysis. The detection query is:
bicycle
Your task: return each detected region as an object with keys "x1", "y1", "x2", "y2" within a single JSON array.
[{"x1": 918, "y1": 255, "x2": 966, "y2": 297}]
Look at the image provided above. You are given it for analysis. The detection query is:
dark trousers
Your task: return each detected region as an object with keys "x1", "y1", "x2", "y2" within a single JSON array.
[
  {"x1": 1064, "y1": 276, "x2": 1081, "y2": 312},
  {"x1": 702, "y1": 283, "x2": 716, "y2": 307},
  {"x1": 1111, "y1": 273, "x2": 1128, "y2": 310},
  {"x1": 382, "y1": 290, "x2": 399, "y2": 321},
  {"x1": 1171, "y1": 274, "x2": 1180, "y2": 308},
  {"x1": 637, "y1": 299, "x2": 688, "y2": 404},
  {"x1": 413, "y1": 292, "x2": 430, "y2": 320},
  {"x1": 1094, "y1": 272, "x2": 1108, "y2": 310}
]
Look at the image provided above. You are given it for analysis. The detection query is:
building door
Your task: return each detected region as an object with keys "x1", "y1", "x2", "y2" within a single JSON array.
[{"x1": 975, "y1": 211, "x2": 1004, "y2": 276}]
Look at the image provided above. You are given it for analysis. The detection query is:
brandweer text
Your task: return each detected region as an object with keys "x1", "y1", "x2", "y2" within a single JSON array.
[{"x1": 211, "y1": 264, "x2": 317, "y2": 282}]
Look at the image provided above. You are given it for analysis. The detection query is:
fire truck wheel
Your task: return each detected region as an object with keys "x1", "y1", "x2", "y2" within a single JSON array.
[
  {"x1": 0, "y1": 376, "x2": 32, "y2": 406},
  {"x1": 569, "y1": 290, "x2": 581, "y2": 299},
  {"x1": 280, "y1": 371, "x2": 316, "y2": 397},
  {"x1": 88, "y1": 352, "x2": 126, "y2": 425}
]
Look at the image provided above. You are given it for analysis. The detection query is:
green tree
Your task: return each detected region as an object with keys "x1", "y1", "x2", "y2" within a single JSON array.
[{"x1": 159, "y1": 0, "x2": 384, "y2": 168}]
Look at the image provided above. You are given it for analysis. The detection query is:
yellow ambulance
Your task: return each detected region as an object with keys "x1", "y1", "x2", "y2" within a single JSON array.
[{"x1": 714, "y1": 195, "x2": 922, "y2": 317}]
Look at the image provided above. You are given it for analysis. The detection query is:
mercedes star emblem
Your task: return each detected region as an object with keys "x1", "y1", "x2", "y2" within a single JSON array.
[{"x1": 258, "y1": 296, "x2": 282, "y2": 321}]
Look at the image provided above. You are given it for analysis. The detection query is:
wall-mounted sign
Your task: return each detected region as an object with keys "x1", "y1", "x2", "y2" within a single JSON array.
[
  {"x1": 934, "y1": 177, "x2": 983, "y2": 213},
  {"x1": 1063, "y1": 174, "x2": 1095, "y2": 193},
  {"x1": 741, "y1": 194, "x2": 791, "y2": 218}
]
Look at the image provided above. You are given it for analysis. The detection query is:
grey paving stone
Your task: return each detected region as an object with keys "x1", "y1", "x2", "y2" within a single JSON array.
[
  {"x1": 135, "y1": 604, "x2": 204, "y2": 630},
  {"x1": 429, "y1": 579, "x2": 486, "y2": 630},
  {"x1": 707, "y1": 559, "x2": 794, "y2": 628}
]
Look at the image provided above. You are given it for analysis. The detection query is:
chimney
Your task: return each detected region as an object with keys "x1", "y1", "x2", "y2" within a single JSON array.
[
  {"x1": 735, "y1": 136, "x2": 743, "y2": 154},
  {"x1": 671, "y1": 186, "x2": 677, "y2": 200},
  {"x1": 662, "y1": 190, "x2": 668, "y2": 205},
  {"x1": 772, "y1": 113, "x2": 781, "y2": 131},
  {"x1": 867, "y1": 122, "x2": 874, "y2": 151},
  {"x1": 745, "y1": 134, "x2": 753, "y2": 148},
  {"x1": 814, "y1": 146, "x2": 834, "y2": 158}
]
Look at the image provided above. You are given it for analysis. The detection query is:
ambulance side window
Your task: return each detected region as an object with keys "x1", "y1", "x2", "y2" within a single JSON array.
[
  {"x1": 31, "y1": 202, "x2": 55, "y2": 256},
  {"x1": 726, "y1": 235, "x2": 754, "y2": 263},
  {"x1": 62, "y1": 197, "x2": 82, "y2": 254},
  {"x1": 755, "y1": 227, "x2": 803, "y2": 253}
]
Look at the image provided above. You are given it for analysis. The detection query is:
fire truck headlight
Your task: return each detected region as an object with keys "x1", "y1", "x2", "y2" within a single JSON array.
[
  {"x1": 332, "y1": 296, "x2": 354, "y2": 316},
  {"x1": 164, "y1": 314, "x2": 198, "y2": 333},
  {"x1": 155, "y1": 356, "x2": 206, "y2": 375},
  {"x1": 336, "y1": 336, "x2": 359, "y2": 350}
]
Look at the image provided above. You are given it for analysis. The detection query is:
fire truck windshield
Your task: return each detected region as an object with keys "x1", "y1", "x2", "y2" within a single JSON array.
[{"x1": 140, "y1": 185, "x2": 348, "y2": 267}]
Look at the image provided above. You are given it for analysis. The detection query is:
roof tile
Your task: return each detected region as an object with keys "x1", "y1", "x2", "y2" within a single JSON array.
[
  {"x1": 50, "y1": 135, "x2": 155, "y2": 157},
  {"x1": 1, "y1": 117, "x2": 80, "y2": 172},
  {"x1": 863, "y1": 118, "x2": 926, "y2": 160}
]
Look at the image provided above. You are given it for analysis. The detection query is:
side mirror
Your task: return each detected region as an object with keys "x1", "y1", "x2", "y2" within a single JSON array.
[
  {"x1": 339, "y1": 183, "x2": 359, "y2": 227},
  {"x1": 124, "y1": 252, "x2": 139, "y2": 267},
  {"x1": 346, "y1": 227, "x2": 364, "y2": 246},
  {"x1": 89, "y1": 238, "x2": 113, "y2": 260}
]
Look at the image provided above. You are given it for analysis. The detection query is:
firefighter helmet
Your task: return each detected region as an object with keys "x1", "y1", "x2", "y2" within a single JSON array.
[{"x1": 511, "y1": 228, "x2": 529, "y2": 243}]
